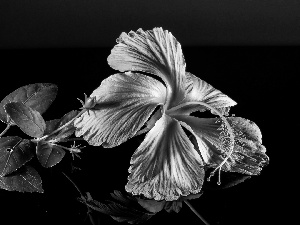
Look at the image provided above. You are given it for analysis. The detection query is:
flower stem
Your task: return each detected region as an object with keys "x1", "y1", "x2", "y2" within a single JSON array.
[
  {"x1": 0, "y1": 123, "x2": 11, "y2": 137},
  {"x1": 184, "y1": 200, "x2": 210, "y2": 225},
  {"x1": 58, "y1": 137, "x2": 84, "y2": 143}
]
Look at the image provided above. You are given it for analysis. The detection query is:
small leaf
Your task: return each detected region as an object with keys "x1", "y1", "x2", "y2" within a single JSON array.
[
  {"x1": 0, "y1": 137, "x2": 34, "y2": 176},
  {"x1": 43, "y1": 111, "x2": 78, "y2": 142},
  {"x1": 203, "y1": 169, "x2": 252, "y2": 190},
  {"x1": 44, "y1": 119, "x2": 60, "y2": 135},
  {"x1": 163, "y1": 193, "x2": 202, "y2": 213},
  {"x1": 136, "y1": 199, "x2": 165, "y2": 213},
  {"x1": 78, "y1": 190, "x2": 155, "y2": 224},
  {"x1": 55, "y1": 110, "x2": 79, "y2": 140},
  {"x1": 57, "y1": 110, "x2": 79, "y2": 129},
  {"x1": 5, "y1": 102, "x2": 46, "y2": 138},
  {"x1": 182, "y1": 192, "x2": 203, "y2": 201},
  {"x1": 218, "y1": 173, "x2": 252, "y2": 189},
  {"x1": 0, "y1": 165, "x2": 43, "y2": 193},
  {"x1": 0, "y1": 83, "x2": 58, "y2": 124},
  {"x1": 110, "y1": 190, "x2": 137, "y2": 206},
  {"x1": 43, "y1": 119, "x2": 60, "y2": 141},
  {"x1": 164, "y1": 201, "x2": 182, "y2": 213},
  {"x1": 36, "y1": 141, "x2": 65, "y2": 168}
]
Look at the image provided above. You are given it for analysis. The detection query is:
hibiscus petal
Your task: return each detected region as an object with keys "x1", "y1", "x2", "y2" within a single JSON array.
[
  {"x1": 108, "y1": 27, "x2": 186, "y2": 108},
  {"x1": 74, "y1": 72, "x2": 166, "y2": 147},
  {"x1": 169, "y1": 72, "x2": 237, "y2": 115},
  {"x1": 126, "y1": 114, "x2": 204, "y2": 201},
  {"x1": 173, "y1": 115, "x2": 269, "y2": 175}
]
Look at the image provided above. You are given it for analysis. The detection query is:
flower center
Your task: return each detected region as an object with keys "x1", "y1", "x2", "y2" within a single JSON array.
[{"x1": 167, "y1": 101, "x2": 235, "y2": 185}]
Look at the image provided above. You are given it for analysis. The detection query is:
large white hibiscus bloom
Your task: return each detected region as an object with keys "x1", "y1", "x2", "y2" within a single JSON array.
[{"x1": 74, "y1": 28, "x2": 268, "y2": 201}]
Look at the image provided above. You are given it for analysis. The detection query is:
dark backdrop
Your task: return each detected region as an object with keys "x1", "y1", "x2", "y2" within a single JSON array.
[
  {"x1": 1, "y1": 0, "x2": 300, "y2": 48},
  {"x1": 0, "y1": 0, "x2": 296, "y2": 224},
  {"x1": 0, "y1": 46, "x2": 293, "y2": 224}
]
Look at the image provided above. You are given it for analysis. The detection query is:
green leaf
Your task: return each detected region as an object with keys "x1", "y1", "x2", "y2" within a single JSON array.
[
  {"x1": 43, "y1": 119, "x2": 61, "y2": 141},
  {"x1": 0, "y1": 83, "x2": 58, "y2": 124},
  {"x1": 0, "y1": 137, "x2": 34, "y2": 176},
  {"x1": 44, "y1": 119, "x2": 60, "y2": 135},
  {"x1": 42, "y1": 111, "x2": 79, "y2": 143},
  {"x1": 55, "y1": 110, "x2": 79, "y2": 140},
  {"x1": 78, "y1": 190, "x2": 155, "y2": 224},
  {"x1": 0, "y1": 165, "x2": 43, "y2": 193},
  {"x1": 36, "y1": 141, "x2": 65, "y2": 168},
  {"x1": 5, "y1": 102, "x2": 46, "y2": 138}
]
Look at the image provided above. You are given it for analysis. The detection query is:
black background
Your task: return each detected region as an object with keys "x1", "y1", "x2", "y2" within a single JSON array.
[
  {"x1": 0, "y1": 46, "x2": 292, "y2": 225},
  {"x1": 0, "y1": 0, "x2": 297, "y2": 224},
  {"x1": 1, "y1": 0, "x2": 300, "y2": 48}
]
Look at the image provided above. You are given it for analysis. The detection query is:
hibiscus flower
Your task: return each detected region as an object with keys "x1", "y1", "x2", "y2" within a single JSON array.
[{"x1": 74, "y1": 27, "x2": 269, "y2": 201}]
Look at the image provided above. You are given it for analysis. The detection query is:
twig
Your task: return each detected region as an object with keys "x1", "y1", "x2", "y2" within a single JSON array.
[
  {"x1": 62, "y1": 172, "x2": 84, "y2": 196},
  {"x1": 62, "y1": 172, "x2": 96, "y2": 225}
]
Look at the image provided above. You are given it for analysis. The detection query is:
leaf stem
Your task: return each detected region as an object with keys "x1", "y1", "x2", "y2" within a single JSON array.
[
  {"x1": 184, "y1": 200, "x2": 210, "y2": 225},
  {"x1": 38, "y1": 109, "x2": 86, "y2": 141},
  {"x1": 0, "y1": 123, "x2": 11, "y2": 137}
]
